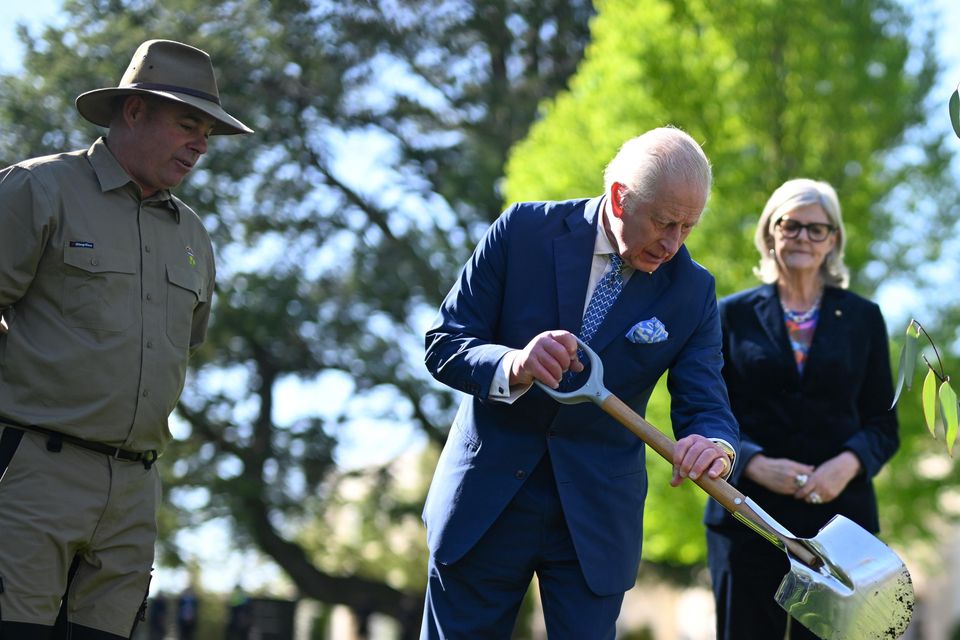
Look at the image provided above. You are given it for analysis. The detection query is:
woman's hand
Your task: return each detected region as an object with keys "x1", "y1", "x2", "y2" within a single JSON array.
[
  {"x1": 794, "y1": 451, "x2": 862, "y2": 505},
  {"x1": 743, "y1": 454, "x2": 815, "y2": 495}
]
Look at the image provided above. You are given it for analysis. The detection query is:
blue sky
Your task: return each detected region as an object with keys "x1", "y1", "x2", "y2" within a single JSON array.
[{"x1": 0, "y1": 0, "x2": 63, "y2": 72}]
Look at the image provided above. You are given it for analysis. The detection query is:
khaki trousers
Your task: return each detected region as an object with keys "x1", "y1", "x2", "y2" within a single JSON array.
[{"x1": 0, "y1": 427, "x2": 159, "y2": 636}]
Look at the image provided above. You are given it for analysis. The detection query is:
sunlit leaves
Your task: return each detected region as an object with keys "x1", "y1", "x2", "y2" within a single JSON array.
[
  {"x1": 893, "y1": 318, "x2": 959, "y2": 456},
  {"x1": 941, "y1": 382, "x2": 959, "y2": 456},
  {"x1": 892, "y1": 319, "x2": 921, "y2": 407},
  {"x1": 922, "y1": 369, "x2": 941, "y2": 438},
  {"x1": 905, "y1": 320, "x2": 921, "y2": 383}
]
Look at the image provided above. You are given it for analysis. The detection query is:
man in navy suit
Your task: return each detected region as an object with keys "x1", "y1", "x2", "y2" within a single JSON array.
[{"x1": 420, "y1": 127, "x2": 740, "y2": 638}]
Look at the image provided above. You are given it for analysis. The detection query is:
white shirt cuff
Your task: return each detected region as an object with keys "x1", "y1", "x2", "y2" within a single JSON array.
[
  {"x1": 488, "y1": 351, "x2": 532, "y2": 404},
  {"x1": 709, "y1": 438, "x2": 736, "y2": 479}
]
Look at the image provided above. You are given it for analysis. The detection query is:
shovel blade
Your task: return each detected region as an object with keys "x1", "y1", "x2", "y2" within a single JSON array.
[{"x1": 775, "y1": 515, "x2": 914, "y2": 639}]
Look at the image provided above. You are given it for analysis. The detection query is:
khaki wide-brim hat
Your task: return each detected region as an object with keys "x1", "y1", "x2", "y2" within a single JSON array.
[
  {"x1": 951, "y1": 82, "x2": 960, "y2": 138},
  {"x1": 76, "y1": 39, "x2": 253, "y2": 135}
]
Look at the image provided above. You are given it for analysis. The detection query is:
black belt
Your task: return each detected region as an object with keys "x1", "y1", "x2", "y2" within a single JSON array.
[{"x1": 0, "y1": 418, "x2": 158, "y2": 469}]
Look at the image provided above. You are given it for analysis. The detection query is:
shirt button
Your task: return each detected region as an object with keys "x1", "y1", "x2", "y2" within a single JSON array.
[
  {"x1": 90, "y1": 258, "x2": 99, "y2": 266},
  {"x1": 142, "y1": 390, "x2": 149, "y2": 397},
  {"x1": 515, "y1": 470, "x2": 526, "y2": 480},
  {"x1": 146, "y1": 340, "x2": 154, "y2": 349},
  {"x1": 146, "y1": 293, "x2": 153, "y2": 301},
  {"x1": 145, "y1": 245, "x2": 152, "y2": 253},
  {"x1": 548, "y1": 430, "x2": 557, "y2": 437}
]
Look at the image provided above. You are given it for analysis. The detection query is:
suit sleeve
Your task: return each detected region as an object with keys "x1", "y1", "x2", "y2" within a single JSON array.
[
  {"x1": 666, "y1": 275, "x2": 740, "y2": 452},
  {"x1": 717, "y1": 296, "x2": 763, "y2": 484},
  {"x1": 424, "y1": 206, "x2": 516, "y2": 398},
  {"x1": 842, "y1": 302, "x2": 900, "y2": 478}
]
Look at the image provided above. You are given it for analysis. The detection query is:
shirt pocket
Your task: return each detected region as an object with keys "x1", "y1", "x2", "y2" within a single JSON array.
[
  {"x1": 62, "y1": 246, "x2": 136, "y2": 332},
  {"x1": 165, "y1": 264, "x2": 206, "y2": 348}
]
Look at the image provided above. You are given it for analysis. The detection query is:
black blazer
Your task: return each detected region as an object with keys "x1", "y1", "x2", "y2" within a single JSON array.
[{"x1": 704, "y1": 284, "x2": 899, "y2": 538}]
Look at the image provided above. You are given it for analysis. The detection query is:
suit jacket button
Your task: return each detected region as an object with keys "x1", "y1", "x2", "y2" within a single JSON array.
[{"x1": 515, "y1": 470, "x2": 526, "y2": 479}]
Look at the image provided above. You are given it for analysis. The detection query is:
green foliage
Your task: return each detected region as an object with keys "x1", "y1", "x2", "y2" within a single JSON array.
[
  {"x1": 619, "y1": 628, "x2": 655, "y2": 640},
  {"x1": 943, "y1": 382, "x2": 959, "y2": 455},
  {"x1": 505, "y1": 0, "x2": 948, "y2": 296},
  {"x1": 503, "y1": 0, "x2": 955, "y2": 566},
  {"x1": 893, "y1": 319, "x2": 960, "y2": 455},
  {"x1": 922, "y1": 368, "x2": 942, "y2": 436},
  {"x1": 640, "y1": 376, "x2": 710, "y2": 564},
  {"x1": 892, "y1": 319, "x2": 921, "y2": 406}
]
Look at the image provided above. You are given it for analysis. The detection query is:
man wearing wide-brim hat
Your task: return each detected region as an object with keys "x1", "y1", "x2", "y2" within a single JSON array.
[{"x1": 0, "y1": 39, "x2": 251, "y2": 639}]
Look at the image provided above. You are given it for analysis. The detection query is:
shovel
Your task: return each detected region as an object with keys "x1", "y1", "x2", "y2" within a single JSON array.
[{"x1": 536, "y1": 337, "x2": 914, "y2": 640}]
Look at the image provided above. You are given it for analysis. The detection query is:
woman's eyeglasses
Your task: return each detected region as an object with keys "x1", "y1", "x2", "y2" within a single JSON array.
[{"x1": 775, "y1": 218, "x2": 836, "y2": 242}]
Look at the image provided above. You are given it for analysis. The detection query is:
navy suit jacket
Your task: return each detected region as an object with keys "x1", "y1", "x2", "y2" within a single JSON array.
[
  {"x1": 704, "y1": 284, "x2": 899, "y2": 539},
  {"x1": 423, "y1": 197, "x2": 739, "y2": 596}
]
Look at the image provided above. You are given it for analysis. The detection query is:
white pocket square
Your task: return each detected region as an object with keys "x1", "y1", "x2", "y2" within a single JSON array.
[{"x1": 626, "y1": 317, "x2": 669, "y2": 344}]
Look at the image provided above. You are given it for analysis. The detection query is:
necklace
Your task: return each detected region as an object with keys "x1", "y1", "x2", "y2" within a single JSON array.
[{"x1": 781, "y1": 296, "x2": 821, "y2": 323}]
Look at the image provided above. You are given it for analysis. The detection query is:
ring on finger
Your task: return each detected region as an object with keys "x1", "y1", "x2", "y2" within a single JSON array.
[
  {"x1": 794, "y1": 473, "x2": 809, "y2": 488},
  {"x1": 809, "y1": 492, "x2": 822, "y2": 504}
]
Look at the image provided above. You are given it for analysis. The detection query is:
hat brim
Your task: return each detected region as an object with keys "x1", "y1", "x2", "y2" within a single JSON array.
[
  {"x1": 76, "y1": 87, "x2": 253, "y2": 135},
  {"x1": 951, "y1": 84, "x2": 960, "y2": 139}
]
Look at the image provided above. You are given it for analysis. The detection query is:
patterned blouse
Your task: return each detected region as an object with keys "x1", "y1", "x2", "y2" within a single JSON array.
[{"x1": 783, "y1": 302, "x2": 820, "y2": 374}]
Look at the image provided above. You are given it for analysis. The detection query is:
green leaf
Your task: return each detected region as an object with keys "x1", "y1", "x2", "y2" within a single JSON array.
[
  {"x1": 906, "y1": 319, "x2": 922, "y2": 339},
  {"x1": 903, "y1": 322, "x2": 919, "y2": 391},
  {"x1": 922, "y1": 368, "x2": 939, "y2": 437},
  {"x1": 892, "y1": 319, "x2": 923, "y2": 407},
  {"x1": 891, "y1": 345, "x2": 907, "y2": 408},
  {"x1": 940, "y1": 381, "x2": 959, "y2": 456}
]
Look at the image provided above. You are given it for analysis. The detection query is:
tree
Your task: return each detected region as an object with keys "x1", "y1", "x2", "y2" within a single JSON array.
[
  {"x1": 0, "y1": 0, "x2": 593, "y2": 634},
  {"x1": 504, "y1": 0, "x2": 958, "y2": 565}
]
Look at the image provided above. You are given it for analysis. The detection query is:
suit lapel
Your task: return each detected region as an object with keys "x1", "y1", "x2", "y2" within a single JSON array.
[
  {"x1": 756, "y1": 285, "x2": 785, "y2": 347},
  {"x1": 754, "y1": 284, "x2": 798, "y2": 377},
  {"x1": 803, "y1": 287, "x2": 843, "y2": 377},
  {"x1": 555, "y1": 197, "x2": 602, "y2": 334}
]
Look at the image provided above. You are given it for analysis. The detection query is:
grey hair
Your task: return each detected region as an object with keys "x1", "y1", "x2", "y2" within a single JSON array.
[
  {"x1": 603, "y1": 127, "x2": 712, "y2": 210},
  {"x1": 753, "y1": 178, "x2": 849, "y2": 288}
]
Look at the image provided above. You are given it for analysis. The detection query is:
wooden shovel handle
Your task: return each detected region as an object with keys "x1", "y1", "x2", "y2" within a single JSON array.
[{"x1": 601, "y1": 394, "x2": 822, "y2": 569}]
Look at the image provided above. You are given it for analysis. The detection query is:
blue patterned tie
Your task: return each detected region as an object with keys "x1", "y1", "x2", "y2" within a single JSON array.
[
  {"x1": 580, "y1": 253, "x2": 625, "y2": 344},
  {"x1": 564, "y1": 253, "x2": 625, "y2": 388}
]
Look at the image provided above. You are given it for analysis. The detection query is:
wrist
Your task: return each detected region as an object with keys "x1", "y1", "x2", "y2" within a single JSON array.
[
  {"x1": 505, "y1": 350, "x2": 527, "y2": 386},
  {"x1": 838, "y1": 450, "x2": 863, "y2": 478},
  {"x1": 710, "y1": 438, "x2": 736, "y2": 479}
]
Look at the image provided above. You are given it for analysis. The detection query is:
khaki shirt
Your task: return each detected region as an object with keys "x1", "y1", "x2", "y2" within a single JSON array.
[{"x1": 0, "y1": 138, "x2": 215, "y2": 451}]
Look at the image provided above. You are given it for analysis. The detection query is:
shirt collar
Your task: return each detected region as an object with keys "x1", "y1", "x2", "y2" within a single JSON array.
[
  {"x1": 594, "y1": 226, "x2": 616, "y2": 256},
  {"x1": 86, "y1": 138, "x2": 181, "y2": 223},
  {"x1": 593, "y1": 206, "x2": 616, "y2": 256},
  {"x1": 594, "y1": 207, "x2": 631, "y2": 269}
]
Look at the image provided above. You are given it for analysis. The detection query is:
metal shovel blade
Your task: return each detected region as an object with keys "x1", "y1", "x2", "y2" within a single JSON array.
[
  {"x1": 536, "y1": 337, "x2": 915, "y2": 639},
  {"x1": 776, "y1": 514, "x2": 914, "y2": 640}
]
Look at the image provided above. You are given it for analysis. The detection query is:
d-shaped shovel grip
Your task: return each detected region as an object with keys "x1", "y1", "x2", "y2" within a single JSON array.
[{"x1": 536, "y1": 337, "x2": 822, "y2": 570}]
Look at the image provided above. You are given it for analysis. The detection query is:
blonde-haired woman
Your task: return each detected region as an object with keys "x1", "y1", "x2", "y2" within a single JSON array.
[{"x1": 704, "y1": 178, "x2": 900, "y2": 639}]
